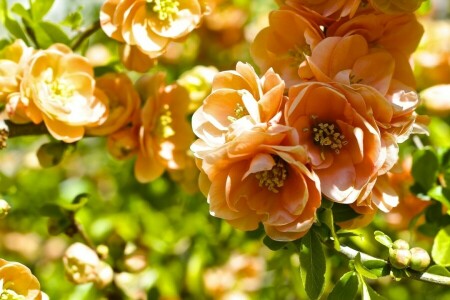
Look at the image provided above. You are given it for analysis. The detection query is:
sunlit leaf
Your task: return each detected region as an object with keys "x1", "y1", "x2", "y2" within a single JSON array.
[
  {"x1": 328, "y1": 271, "x2": 359, "y2": 300},
  {"x1": 299, "y1": 230, "x2": 326, "y2": 300},
  {"x1": 354, "y1": 253, "x2": 378, "y2": 279},
  {"x1": 30, "y1": 0, "x2": 55, "y2": 21},
  {"x1": 374, "y1": 231, "x2": 393, "y2": 248},
  {"x1": 431, "y1": 225, "x2": 450, "y2": 266},
  {"x1": 412, "y1": 147, "x2": 439, "y2": 191}
]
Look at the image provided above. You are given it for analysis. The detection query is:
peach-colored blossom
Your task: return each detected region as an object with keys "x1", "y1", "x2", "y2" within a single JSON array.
[
  {"x1": 0, "y1": 258, "x2": 43, "y2": 299},
  {"x1": 327, "y1": 12, "x2": 424, "y2": 90},
  {"x1": 0, "y1": 40, "x2": 35, "y2": 104},
  {"x1": 118, "y1": 44, "x2": 157, "y2": 72},
  {"x1": 87, "y1": 73, "x2": 141, "y2": 136},
  {"x1": 298, "y1": 34, "x2": 412, "y2": 96},
  {"x1": 250, "y1": 9, "x2": 323, "y2": 87},
  {"x1": 134, "y1": 72, "x2": 193, "y2": 182},
  {"x1": 19, "y1": 44, "x2": 108, "y2": 142},
  {"x1": 100, "y1": 0, "x2": 204, "y2": 58},
  {"x1": 194, "y1": 124, "x2": 321, "y2": 241},
  {"x1": 368, "y1": 0, "x2": 423, "y2": 14},
  {"x1": 191, "y1": 62, "x2": 286, "y2": 155},
  {"x1": 286, "y1": 82, "x2": 399, "y2": 204},
  {"x1": 277, "y1": 0, "x2": 362, "y2": 20}
]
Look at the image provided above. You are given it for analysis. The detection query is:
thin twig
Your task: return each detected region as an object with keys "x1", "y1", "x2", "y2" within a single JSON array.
[
  {"x1": 5, "y1": 120, "x2": 48, "y2": 137},
  {"x1": 324, "y1": 240, "x2": 450, "y2": 286},
  {"x1": 71, "y1": 20, "x2": 101, "y2": 51}
]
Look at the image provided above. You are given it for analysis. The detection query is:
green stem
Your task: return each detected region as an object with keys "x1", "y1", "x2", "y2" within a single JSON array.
[
  {"x1": 71, "y1": 20, "x2": 101, "y2": 51},
  {"x1": 324, "y1": 240, "x2": 450, "y2": 286}
]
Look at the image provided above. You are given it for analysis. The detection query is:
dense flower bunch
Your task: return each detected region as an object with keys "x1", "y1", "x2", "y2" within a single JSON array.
[{"x1": 191, "y1": 0, "x2": 427, "y2": 240}]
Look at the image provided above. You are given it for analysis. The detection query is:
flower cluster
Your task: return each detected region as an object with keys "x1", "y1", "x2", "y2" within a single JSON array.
[{"x1": 191, "y1": 0, "x2": 427, "y2": 240}]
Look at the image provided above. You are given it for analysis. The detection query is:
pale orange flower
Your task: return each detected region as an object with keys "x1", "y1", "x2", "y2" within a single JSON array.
[
  {"x1": 87, "y1": 73, "x2": 141, "y2": 136},
  {"x1": 19, "y1": 44, "x2": 108, "y2": 142},
  {"x1": 368, "y1": 0, "x2": 423, "y2": 14},
  {"x1": 100, "y1": 0, "x2": 203, "y2": 58},
  {"x1": 195, "y1": 124, "x2": 321, "y2": 241},
  {"x1": 118, "y1": 44, "x2": 157, "y2": 72},
  {"x1": 286, "y1": 82, "x2": 399, "y2": 204},
  {"x1": 134, "y1": 72, "x2": 193, "y2": 183},
  {"x1": 277, "y1": 0, "x2": 362, "y2": 20},
  {"x1": 250, "y1": 9, "x2": 323, "y2": 87},
  {"x1": 107, "y1": 124, "x2": 140, "y2": 160},
  {"x1": 327, "y1": 12, "x2": 424, "y2": 90},
  {"x1": 191, "y1": 62, "x2": 286, "y2": 156},
  {"x1": 0, "y1": 258, "x2": 43, "y2": 299},
  {"x1": 298, "y1": 34, "x2": 406, "y2": 96},
  {"x1": 0, "y1": 39, "x2": 35, "y2": 104}
]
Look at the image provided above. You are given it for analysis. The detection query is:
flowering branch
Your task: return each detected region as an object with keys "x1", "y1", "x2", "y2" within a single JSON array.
[
  {"x1": 71, "y1": 20, "x2": 101, "y2": 51},
  {"x1": 4, "y1": 120, "x2": 48, "y2": 138},
  {"x1": 324, "y1": 240, "x2": 450, "y2": 286}
]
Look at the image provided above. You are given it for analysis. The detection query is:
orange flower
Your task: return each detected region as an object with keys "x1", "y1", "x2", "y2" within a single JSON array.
[
  {"x1": 0, "y1": 39, "x2": 35, "y2": 104},
  {"x1": 100, "y1": 0, "x2": 203, "y2": 58},
  {"x1": 87, "y1": 73, "x2": 141, "y2": 136},
  {"x1": 134, "y1": 72, "x2": 193, "y2": 182},
  {"x1": 0, "y1": 258, "x2": 43, "y2": 299},
  {"x1": 368, "y1": 0, "x2": 423, "y2": 14},
  {"x1": 118, "y1": 44, "x2": 156, "y2": 72},
  {"x1": 19, "y1": 44, "x2": 108, "y2": 142},
  {"x1": 195, "y1": 125, "x2": 321, "y2": 241},
  {"x1": 286, "y1": 82, "x2": 399, "y2": 204},
  {"x1": 298, "y1": 34, "x2": 403, "y2": 96},
  {"x1": 277, "y1": 0, "x2": 362, "y2": 20},
  {"x1": 107, "y1": 124, "x2": 140, "y2": 160},
  {"x1": 327, "y1": 12, "x2": 424, "y2": 89},
  {"x1": 191, "y1": 62, "x2": 286, "y2": 155},
  {"x1": 250, "y1": 9, "x2": 323, "y2": 87}
]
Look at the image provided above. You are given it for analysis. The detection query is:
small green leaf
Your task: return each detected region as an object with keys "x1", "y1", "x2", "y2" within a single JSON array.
[
  {"x1": 328, "y1": 271, "x2": 359, "y2": 300},
  {"x1": 412, "y1": 147, "x2": 439, "y2": 191},
  {"x1": 299, "y1": 230, "x2": 326, "y2": 300},
  {"x1": 30, "y1": 0, "x2": 55, "y2": 21},
  {"x1": 332, "y1": 203, "x2": 360, "y2": 223},
  {"x1": 362, "y1": 260, "x2": 390, "y2": 277},
  {"x1": 263, "y1": 235, "x2": 288, "y2": 251},
  {"x1": 336, "y1": 231, "x2": 363, "y2": 239},
  {"x1": 36, "y1": 141, "x2": 70, "y2": 167},
  {"x1": 354, "y1": 253, "x2": 379, "y2": 279},
  {"x1": 11, "y1": 2, "x2": 32, "y2": 23},
  {"x1": 361, "y1": 277, "x2": 387, "y2": 300},
  {"x1": 59, "y1": 193, "x2": 89, "y2": 211},
  {"x1": 1, "y1": 0, "x2": 30, "y2": 43},
  {"x1": 319, "y1": 208, "x2": 340, "y2": 250},
  {"x1": 431, "y1": 225, "x2": 450, "y2": 266},
  {"x1": 38, "y1": 21, "x2": 70, "y2": 45},
  {"x1": 428, "y1": 186, "x2": 450, "y2": 208},
  {"x1": 60, "y1": 6, "x2": 83, "y2": 30},
  {"x1": 374, "y1": 231, "x2": 393, "y2": 248},
  {"x1": 426, "y1": 265, "x2": 450, "y2": 276}
]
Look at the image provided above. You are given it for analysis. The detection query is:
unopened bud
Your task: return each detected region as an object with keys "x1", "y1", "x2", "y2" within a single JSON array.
[
  {"x1": 392, "y1": 239, "x2": 410, "y2": 250},
  {"x1": 0, "y1": 199, "x2": 11, "y2": 218},
  {"x1": 409, "y1": 247, "x2": 431, "y2": 271},
  {"x1": 95, "y1": 261, "x2": 114, "y2": 289},
  {"x1": 389, "y1": 248, "x2": 412, "y2": 269}
]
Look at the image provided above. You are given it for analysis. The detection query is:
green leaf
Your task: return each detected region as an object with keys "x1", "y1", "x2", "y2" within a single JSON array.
[
  {"x1": 37, "y1": 21, "x2": 70, "y2": 45},
  {"x1": 362, "y1": 260, "x2": 390, "y2": 278},
  {"x1": 263, "y1": 235, "x2": 288, "y2": 251},
  {"x1": 299, "y1": 230, "x2": 326, "y2": 300},
  {"x1": 59, "y1": 193, "x2": 89, "y2": 211},
  {"x1": 36, "y1": 141, "x2": 70, "y2": 168},
  {"x1": 428, "y1": 186, "x2": 450, "y2": 208},
  {"x1": 11, "y1": 2, "x2": 32, "y2": 23},
  {"x1": 336, "y1": 231, "x2": 363, "y2": 239},
  {"x1": 30, "y1": 0, "x2": 54, "y2": 21},
  {"x1": 319, "y1": 208, "x2": 340, "y2": 250},
  {"x1": 361, "y1": 277, "x2": 387, "y2": 300},
  {"x1": 39, "y1": 203, "x2": 66, "y2": 218},
  {"x1": 431, "y1": 225, "x2": 450, "y2": 266},
  {"x1": 1, "y1": 0, "x2": 30, "y2": 43},
  {"x1": 332, "y1": 203, "x2": 360, "y2": 223},
  {"x1": 354, "y1": 253, "x2": 378, "y2": 279},
  {"x1": 328, "y1": 271, "x2": 359, "y2": 300},
  {"x1": 412, "y1": 147, "x2": 439, "y2": 191},
  {"x1": 374, "y1": 231, "x2": 393, "y2": 248},
  {"x1": 426, "y1": 265, "x2": 450, "y2": 276},
  {"x1": 60, "y1": 6, "x2": 83, "y2": 30}
]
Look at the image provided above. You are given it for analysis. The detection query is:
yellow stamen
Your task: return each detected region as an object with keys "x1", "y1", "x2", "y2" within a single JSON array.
[
  {"x1": 310, "y1": 120, "x2": 347, "y2": 160},
  {"x1": 146, "y1": 0, "x2": 180, "y2": 23},
  {"x1": 255, "y1": 157, "x2": 288, "y2": 193},
  {"x1": 227, "y1": 103, "x2": 248, "y2": 122},
  {"x1": 157, "y1": 104, "x2": 175, "y2": 138},
  {"x1": 288, "y1": 44, "x2": 311, "y2": 66}
]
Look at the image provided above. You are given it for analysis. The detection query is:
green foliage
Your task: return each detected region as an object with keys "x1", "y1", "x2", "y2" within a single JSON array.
[
  {"x1": 432, "y1": 225, "x2": 450, "y2": 266},
  {"x1": 328, "y1": 271, "x2": 359, "y2": 300},
  {"x1": 299, "y1": 230, "x2": 326, "y2": 300}
]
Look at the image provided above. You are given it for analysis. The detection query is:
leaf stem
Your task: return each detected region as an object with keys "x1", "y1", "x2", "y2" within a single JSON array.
[
  {"x1": 324, "y1": 240, "x2": 450, "y2": 286},
  {"x1": 71, "y1": 20, "x2": 101, "y2": 51}
]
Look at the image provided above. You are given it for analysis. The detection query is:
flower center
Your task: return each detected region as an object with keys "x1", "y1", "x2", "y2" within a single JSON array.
[
  {"x1": 310, "y1": 119, "x2": 347, "y2": 160},
  {"x1": 288, "y1": 44, "x2": 311, "y2": 66},
  {"x1": 227, "y1": 103, "x2": 248, "y2": 122},
  {"x1": 146, "y1": 0, "x2": 180, "y2": 23},
  {"x1": 255, "y1": 157, "x2": 288, "y2": 193},
  {"x1": 156, "y1": 104, "x2": 175, "y2": 138},
  {"x1": 0, "y1": 280, "x2": 26, "y2": 300}
]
